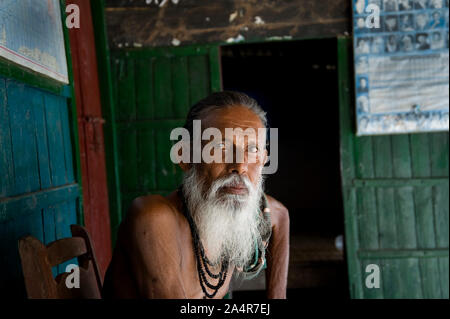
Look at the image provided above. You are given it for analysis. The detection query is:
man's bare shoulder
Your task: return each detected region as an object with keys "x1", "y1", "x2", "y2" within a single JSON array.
[
  {"x1": 265, "y1": 194, "x2": 289, "y2": 228},
  {"x1": 122, "y1": 194, "x2": 181, "y2": 238}
]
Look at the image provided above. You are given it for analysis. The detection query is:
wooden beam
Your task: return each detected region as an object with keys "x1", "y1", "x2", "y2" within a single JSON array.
[{"x1": 105, "y1": 0, "x2": 351, "y2": 48}]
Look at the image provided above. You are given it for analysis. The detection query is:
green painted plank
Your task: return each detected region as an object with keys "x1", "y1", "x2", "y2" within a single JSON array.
[
  {"x1": 358, "y1": 248, "x2": 448, "y2": 259},
  {"x1": 154, "y1": 57, "x2": 173, "y2": 119},
  {"x1": 430, "y1": 133, "x2": 449, "y2": 177},
  {"x1": 438, "y1": 257, "x2": 449, "y2": 298},
  {"x1": 352, "y1": 178, "x2": 448, "y2": 188},
  {"x1": 408, "y1": 134, "x2": 442, "y2": 298},
  {"x1": 172, "y1": 56, "x2": 190, "y2": 118},
  {"x1": 357, "y1": 188, "x2": 379, "y2": 250},
  {"x1": 155, "y1": 129, "x2": 178, "y2": 191},
  {"x1": 137, "y1": 129, "x2": 157, "y2": 191},
  {"x1": 354, "y1": 136, "x2": 374, "y2": 179},
  {"x1": 373, "y1": 136, "x2": 397, "y2": 248},
  {"x1": 118, "y1": 130, "x2": 138, "y2": 193},
  {"x1": 135, "y1": 58, "x2": 154, "y2": 120},
  {"x1": 354, "y1": 136, "x2": 378, "y2": 251},
  {"x1": 0, "y1": 78, "x2": 14, "y2": 197},
  {"x1": 429, "y1": 133, "x2": 449, "y2": 298},
  {"x1": 410, "y1": 134, "x2": 431, "y2": 178},
  {"x1": 420, "y1": 258, "x2": 443, "y2": 298},
  {"x1": 188, "y1": 55, "x2": 210, "y2": 105},
  {"x1": 434, "y1": 183, "x2": 449, "y2": 297},
  {"x1": 7, "y1": 82, "x2": 40, "y2": 195},
  {"x1": 117, "y1": 58, "x2": 136, "y2": 122},
  {"x1": 44, "y1": 94, "x2": 67, "y2": 187},
  {"x1": 209, "y1": 46, "x2": 222, "y2": 92},
  {"x1": 372, "y1": 135, "x2": 404, "y2": 298},
  {"x1": 398, "y1": 258, "x2": 423, "y2": 298},
  {"x1": 391, "y1": 135, "x2": 412, "y2": 179}
]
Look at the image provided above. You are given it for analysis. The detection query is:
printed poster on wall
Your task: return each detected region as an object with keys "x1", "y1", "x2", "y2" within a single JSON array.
[
  {"x1": 353, "y1": 0, "x2": 449, "y2": 135},
  {"x1": 0, "y1": 0, "x2": 69, "y2": 83}
]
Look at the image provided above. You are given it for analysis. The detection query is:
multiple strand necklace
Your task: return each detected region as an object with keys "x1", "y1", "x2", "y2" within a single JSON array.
[{"x1": 178, "y1": 188, "x2": 229, "y2": 299}]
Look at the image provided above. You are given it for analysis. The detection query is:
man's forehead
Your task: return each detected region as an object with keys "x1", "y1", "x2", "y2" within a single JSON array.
[{"x1": 202, "y1": 105, "x2": 265, "y2": 130}]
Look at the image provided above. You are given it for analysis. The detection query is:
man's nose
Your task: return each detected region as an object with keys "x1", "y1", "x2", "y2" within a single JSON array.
[{"x1": 227, "y1": 161, "x2": 248, "y2": 175}]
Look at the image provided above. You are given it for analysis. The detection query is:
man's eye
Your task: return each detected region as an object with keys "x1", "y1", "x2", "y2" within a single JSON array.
[{"x1": 248, "y1": 145, "x2": 259, "y2": 153}]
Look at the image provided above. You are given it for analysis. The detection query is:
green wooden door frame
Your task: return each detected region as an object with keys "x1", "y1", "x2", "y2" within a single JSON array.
[
  {"x1": 337, "y1": 36, "x2": 363, "y2": 298},
  {"x1": 100, "y1": 43, "x2": 221, "y2": 245},
  {"x1": 0, "y1": 0, "x2": 84, "y2": 226},
  {"x1": 337, "y1": 36, "x2": 449, "y2": 299}
]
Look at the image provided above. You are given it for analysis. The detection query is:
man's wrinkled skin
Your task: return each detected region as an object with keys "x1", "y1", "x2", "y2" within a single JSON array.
[{"x1": 102, "y1": 105, "x2": 290, "y2": 299}]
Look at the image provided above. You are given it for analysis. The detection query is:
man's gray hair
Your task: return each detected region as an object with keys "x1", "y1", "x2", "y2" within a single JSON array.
[{"x1": 183, "y1": 91, "x2": 267, "y2": 135}]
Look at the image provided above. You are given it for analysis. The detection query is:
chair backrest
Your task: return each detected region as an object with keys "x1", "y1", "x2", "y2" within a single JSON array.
[{"x1": 18, "y1": 224, "x2": 103, "y2": 299}]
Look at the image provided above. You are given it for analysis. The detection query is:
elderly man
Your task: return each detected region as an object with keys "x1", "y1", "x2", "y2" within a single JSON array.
[{"x1": 102, "y1": 91, "x2": 289, "y2": 299}]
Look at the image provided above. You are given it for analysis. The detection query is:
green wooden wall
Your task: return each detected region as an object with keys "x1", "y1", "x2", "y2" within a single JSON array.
[
  {"x1": 338, "y1": 37, "x2": 449, "y2": 299},
  {"x1": 107, "y1": 46, "x2": 221, "y2": 243},
  {"x1": 0, "y1": 77, "x2": 80, "y2": 297}
]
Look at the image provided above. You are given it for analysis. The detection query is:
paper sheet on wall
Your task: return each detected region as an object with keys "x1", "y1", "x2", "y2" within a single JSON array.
[
  {"x1": 353, "y1": 0, "x2": 449, "y2": 135},
  {"x1": 0, "y1": 0, "x2": 68, "y2": 83}
]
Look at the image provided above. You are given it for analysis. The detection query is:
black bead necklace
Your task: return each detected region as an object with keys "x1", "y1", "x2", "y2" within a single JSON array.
[{"x1": 178, "y1": 188, "x2": 229, "y2": 299}]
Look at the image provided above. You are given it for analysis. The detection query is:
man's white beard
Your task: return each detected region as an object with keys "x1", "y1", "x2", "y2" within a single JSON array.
[{"x1": 182, "y1": 166, "x2": 268, "y2": 270}]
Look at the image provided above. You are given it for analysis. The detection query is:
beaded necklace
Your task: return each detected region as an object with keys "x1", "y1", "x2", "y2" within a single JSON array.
[
  {"x1": 178, "y1": 187, "x2": 272, "y2": 298},
  {"x1": 178, "y1": 188, "x2": 229, "y2": 299}
]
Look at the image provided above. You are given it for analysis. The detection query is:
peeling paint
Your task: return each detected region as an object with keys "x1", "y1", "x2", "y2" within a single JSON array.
[
  {"x1": 226, "y1": 34, "x2": 245, "y2": 43},
  {"x1": 171, "y1": 38, "x2": 181, "y2": 46},
  {"x1": 266, "y1": 35, "x2": 293, "y2": 41},
  {"x1": 254, "y1": 16, "x2": 265, "y2": 25},
  {"x1": 145, "y1": 0, "x2": 178, "y2": 5},
  {"x1": 229, "y1": 11, "x2": 238, "y2": 23}
]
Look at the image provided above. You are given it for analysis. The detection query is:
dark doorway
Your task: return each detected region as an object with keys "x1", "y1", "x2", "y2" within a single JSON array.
[{"x1": 221, "y1": 39, "x2": 349, "y2": 299}]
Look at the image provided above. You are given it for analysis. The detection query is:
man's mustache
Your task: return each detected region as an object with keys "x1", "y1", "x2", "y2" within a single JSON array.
[{"x1": 212, "y1": 173, "x2": 252, "y2": 193}]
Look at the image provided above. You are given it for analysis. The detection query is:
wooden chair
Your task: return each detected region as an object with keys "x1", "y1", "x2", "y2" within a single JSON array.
[{"x1": 18, "y1": 224, "x2": 103, "y2": 299}]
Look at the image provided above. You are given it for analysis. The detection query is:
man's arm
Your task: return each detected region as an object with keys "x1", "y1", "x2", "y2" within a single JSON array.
[
  {"x1": 265, "y1": 195, "x2": 290, "y2": 299},
  {"x1": 123, "y1": 195, "x2": 187, "y2": 298}
]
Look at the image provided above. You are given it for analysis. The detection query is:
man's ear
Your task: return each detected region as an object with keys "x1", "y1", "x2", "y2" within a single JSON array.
[{"x1": 263, "y1": 149, "x2": 268, "y2": 166}]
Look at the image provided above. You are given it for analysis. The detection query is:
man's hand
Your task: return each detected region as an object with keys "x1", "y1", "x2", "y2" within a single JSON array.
[{"x1": 265, "y1": 195, "x2": 290, "y2": 299}]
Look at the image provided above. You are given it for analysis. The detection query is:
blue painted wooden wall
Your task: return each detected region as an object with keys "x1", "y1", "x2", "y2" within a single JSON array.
[{"x1": 0, "y1": 76, "x2": 80, "y2": 298}]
